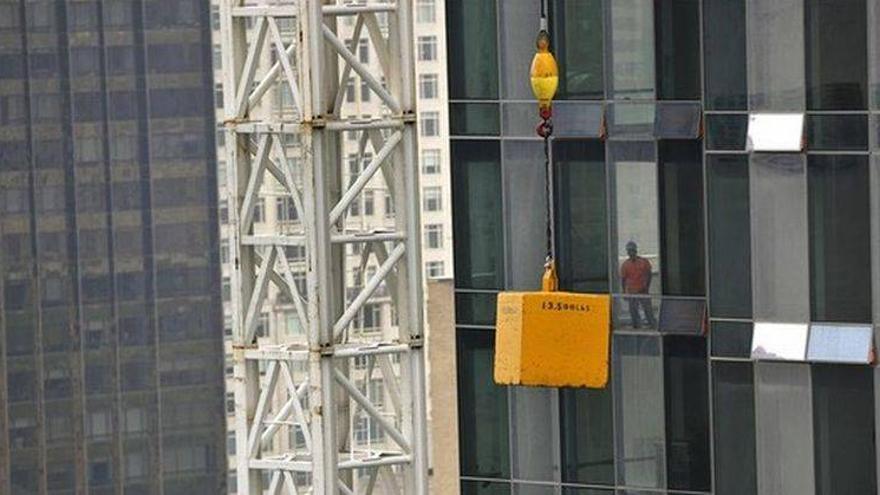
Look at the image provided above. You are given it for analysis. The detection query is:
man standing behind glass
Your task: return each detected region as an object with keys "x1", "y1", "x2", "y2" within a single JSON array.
[{"x1": 620, "y1": 241, "x2": 655, "y2": 328}]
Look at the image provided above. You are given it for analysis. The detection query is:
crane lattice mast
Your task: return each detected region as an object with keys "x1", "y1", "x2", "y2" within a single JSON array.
[{"x1": 218, "y1": 0, "x2": 428, "y2": 492}]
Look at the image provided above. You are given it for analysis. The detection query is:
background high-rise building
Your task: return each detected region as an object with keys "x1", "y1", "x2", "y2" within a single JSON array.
[
  {"x1": 208, "y1": 0, "x2": 450, "y2": 492},
  {"x1": 449, "y1": 0, "x2": 880, "y2": 494},
  {"x1": 0, "y1": 1, "x2": 226, "y2": 493}
]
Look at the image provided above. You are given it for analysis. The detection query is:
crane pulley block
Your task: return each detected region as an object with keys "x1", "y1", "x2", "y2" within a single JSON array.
[{"x1": 494, "y1": 290, "x2": 611, "y2": 388}]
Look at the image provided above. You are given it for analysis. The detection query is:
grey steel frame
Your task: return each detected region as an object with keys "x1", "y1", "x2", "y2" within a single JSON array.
[{"x1": 219, "y1": 1, "x2": 428, "y2": 493}]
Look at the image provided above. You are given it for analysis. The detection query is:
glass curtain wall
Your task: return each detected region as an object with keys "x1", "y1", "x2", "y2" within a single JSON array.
[{"x1": 449, "y1": 0, "x2": 880, "y2": 493}]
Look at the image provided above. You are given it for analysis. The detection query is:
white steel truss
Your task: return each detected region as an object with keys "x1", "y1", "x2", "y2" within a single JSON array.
[{"x1": 218, "y1": 1, "x2": 428, "y2": 493}]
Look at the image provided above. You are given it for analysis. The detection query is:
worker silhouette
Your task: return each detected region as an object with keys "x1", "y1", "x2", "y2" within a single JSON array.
[{"x1": 620, "y1": 241, "x2": 655, "y2": 329}]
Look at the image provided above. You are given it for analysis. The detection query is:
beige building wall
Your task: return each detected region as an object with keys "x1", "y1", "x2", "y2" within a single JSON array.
[{"x1": 426, "y1": 279, "x2": 460, "y2": 494}]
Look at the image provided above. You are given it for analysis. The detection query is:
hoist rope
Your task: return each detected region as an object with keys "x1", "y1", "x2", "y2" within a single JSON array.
[{"x1": 543, "y1": 126, "x2": 553, "y2": 265}]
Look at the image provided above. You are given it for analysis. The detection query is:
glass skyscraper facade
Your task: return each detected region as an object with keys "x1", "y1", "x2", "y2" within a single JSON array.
[
  {"x1": 0, "y1": 1, "x2": 225, "y2": 494},
  {"x1": 449, "y1": 0, "x2": 880, "y2": 494}
]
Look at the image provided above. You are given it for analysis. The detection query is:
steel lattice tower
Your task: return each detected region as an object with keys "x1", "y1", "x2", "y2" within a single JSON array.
[{"x1": 218, "y1": 1, "x2": 428, "y2": 493}]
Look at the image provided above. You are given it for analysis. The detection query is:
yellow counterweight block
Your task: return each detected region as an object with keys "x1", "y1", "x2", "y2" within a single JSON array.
[{"x1": 494, "y1": 290, "x2": 611, "y2": 388}]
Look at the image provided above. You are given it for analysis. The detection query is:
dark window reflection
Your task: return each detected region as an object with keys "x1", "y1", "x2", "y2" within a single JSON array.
[
  {"x1": 705, "y1": 114, "x2": 747, "y2": 151},
  {"x1": 455, "y1": 292, "x2": 498, "y2": 327},
  {"x1": 806, "y1": 114, "x2": 868, "y2": 151},
  {"x1": 664, "y1": 336, "x2": 709, "y2": 491},
  {"x1": 461, "y1": 480, "x2": 512, "y2": 495},
  {"x1": 560, "y1": 387, "x2": 614, "y2": 485},
  {"x1": 654, "y1": 0, "x2": 701, "y2": 100},
  {"x1": 712, "y1": 362, "x2": 757, "y2": 495},
  {"x1": 812, "y1": 365, "x2": 876, "y2": 495},
  {"x1": 710, "y1": 321, "x2": 753, "y2": 358},
  {"x1": 452, "y1": 141, "x2": 504, "y2": 289},
  {"x1": 659, "y1": 140, "x2": 704, "y2": 296},
  {"x1": 805, "y1": 0, "x2": 867, "y2": 110},
  {"x1": 554, "y1": 140, "x2": 608, "y2": 293},
  {"x1": 457, "y1": 330, "x2": 510, "y2": 479},
  {"x1": 446, "y1": 0, "x2": 498, "y2": 99},
  {"x1": 551, "y1": 0, "x2": 604, "y2": 99},
  {"x1": 450, "y1": 103, "x2": 500, "y2": 136},
  {"x1": 808, "y1": 155, "x2": 871, "y2": 322},
  {"x1": 703, "y1": 0, "x2": 747, "y2": 109},
  {"x1": 707, "y1": 155, "x2": 751, "y2": 318}
]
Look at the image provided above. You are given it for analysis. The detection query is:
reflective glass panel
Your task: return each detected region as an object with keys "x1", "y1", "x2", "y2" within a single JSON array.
[
  {"x1": 807, "y1": 324, "x2": 873, "y2": 363},
  {"x1": 750, "y1": 154, "x2": 809, "y2": 321},
  {"x1": 613, "y1": 334, "x2": 665, "y2": 488},
  {"x1": 703, "y1": 0, "x2": 747, "y2": 109},
  {"x1": 658, "y1": 140, "x2": 704, "y2": 296},
  {"x1": 446, "y1": 0, "x2": 498, "y2": 99},
  {"x1": 504, "y1": 141, "x2": 547, "y2": 290},
  {"x1": 751, "y1": 322, "x2": 809, "y2": 361},
  {"x1": 452, "y1": 141, "x2": 504, "y2": 289},
  {"x1": 705, "y1": 114, "x2": 748, "y2": 151},
  {"x1": 707, "y1": 155, "x2": 752, "y2": 318},
  {"x1": 664, "y1": 336, "x2": 710, "y2": 491},
  {"x1": 748, "y1": 0, "x2": 805, "y2": 110},
  {"x1": 755, "y1": 363, "x2": 815, "y2": 495},
  {"x1": 710, "y1": 321, "x2": 753, "y2": 358},
  {"x1": 500, "y1": 0, "x2": 539, "y2": 100},
  {"x1": 455, "y1": 292, "x2": 498, "y2": 327},
  {"x1": 560, "y1": 387, "x2": 614, "y2": 485},
  {"x1": 551, "y1": 0, "x2": 604, "y2": 99},
  {"x1": 554, "y1": 140, "x2": 608, "y2": 293},
  {"x1": 457, "y1": 329, "x2": 510, "y2": 478},
  {"x1": 805, "y1": 0, "x2": 868, "y2": 110},
  {"x1": 512, "y1": 387, "x2": 558, "y2": 482},
  {"x1": 808, "y1": 155, "x2": 871, "y2": 322},
  {"x1": 712, "y1": 362, "x2": 757, "y2": 495},
  {"x1": 654, "y1": 0, "x2": 701, "y2": 100},
  {"x1": 462, "y1": 481, "x2": 512, "y2": 495},
  {"x1": 812, "y1": 365, "x2": 876, "y2": 495},
  {"x1": 610, "y1": 142, "x2": 660, "y2": 295},
  {"x1": 608, "y1": 0, "x2": 654, "y2": 100},
  {"x1": 806, "y1": 114, "x2": 868, "y2": 151},
  {"x1": 450, "y1": 103, "x2": 501, "y2": 136}
]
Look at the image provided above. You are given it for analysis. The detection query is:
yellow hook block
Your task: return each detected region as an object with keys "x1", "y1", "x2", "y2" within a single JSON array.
[{"x1": 494, "y1": 261, "x2": 611, "y2": 389}]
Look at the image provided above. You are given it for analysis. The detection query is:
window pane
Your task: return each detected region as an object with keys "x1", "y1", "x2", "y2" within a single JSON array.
[
  {"x1": 755, "y1": 363, "x2": 814, "y2": 495},
  {"x1": 504, "y1": 141, "x2": 546, "y2": 290},
  {"x1": 608, "y1": 0, "x2": 654, "y2": 99},
  {"x1": 806, "y1": 114, "x2": 868, "y2": 151},
  {"x1": 462, "y1": 481, "x2": 511, "y2": 495},
  {"x1": 500, "y1": 0, "x2": 539, "y2": 100},
  {"x1": 560, "y1": 387, "x2": 614, "y2": 485},
  {"x1": 450, "y1": 103, "x2": 500, "y2": 136},
  {"x1": 812, "y1": 365, "x2": 876, "y2": 495},
  {"x1": 511, "y1": 387, "x2": 558, "y2": 482},
  {"x1": 750, "y1": 154, "x2": 809, "y2": 322},
  {"x1": 748, "y1": 0, "x2": 805, "y2": 110},
  {"x1": 446, "y1": 0, "x2": 498, "y2": 99},
  {"x1": 658, "y1": 140, "x2": 704, "y2": 296},
  {"x1": 712, "y1": 362, "x2": 757, "y2": 495},
  {"x1": 808, "y1": 155, "x2": 871, "y2": 322},
  {"x1": 654, "y1": 102, "x2": 701, "y2": 139},
  {"x1": 705, "y1": 114, "x2": 748, "y2": 151},
  {"x1": 455, "y1": 292, "x2": 497, "y2": 327},
  {"x1": 664, "y1": 336, "x2": 710, "y2": 491},
  {"x1": 613, "y1": 334, "x2": 665, "y2": 489},
  {"x1": 805, "y1": 0, "x2": 867, "y2": 110},
  {"x1": 457, "y1": 329, "x2": 510, "y2": 478},
  {"x1": 610, "y1": 142, "x2": 660, "y2": 295},
  {"x1": 654, "y1": 0, "x2": 701, "y2": 100},
  {"x1": 551, "y1": 0, "x2": 604, "y2": 99},
  {"x1": 707, "y1": 155, "x2": 752, "y2": 318},
  {"x1": 452, "y1": 141, "x2": 503, "y2": 289},
  {"x1": 703, "y1": 0, "x2": 747, "y2": 109},
  {"x1": 710, "y1": 321, "x2": 753, "y2": 358},
  {"x1": 554, "y1": 140, "x2": 608, "y2": 293},
  {"x1": 514, "y1": 485, "x2": 555, "y2": 495}
]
